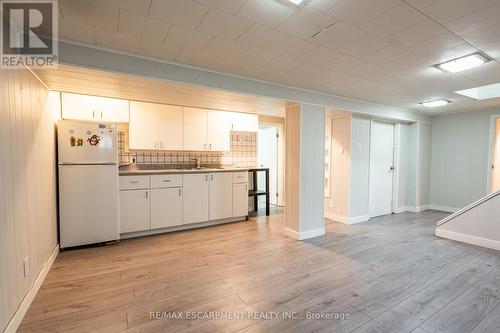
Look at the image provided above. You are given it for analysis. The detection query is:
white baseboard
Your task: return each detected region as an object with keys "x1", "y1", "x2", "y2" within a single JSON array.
[
  {"x1": 436, "y1": 229, "x2": 500, "y2": 251},
  {"x1": 324, "y1": 212, "x2": 369, "y2": 225},
  {"x1": 4, "y1": 244, "x2": 59, "y2": 333},
  {"x1": 429, "y1": 204, "x2": 459, "y2": 213},
  {"x1": 284, "y1": 227, "x2": 325, "y2": 240}
]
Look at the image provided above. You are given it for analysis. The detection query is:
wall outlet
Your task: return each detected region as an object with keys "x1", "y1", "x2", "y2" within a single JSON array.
[{"x1": 23, "y1": 257, "x2": 29, "y2": 277}]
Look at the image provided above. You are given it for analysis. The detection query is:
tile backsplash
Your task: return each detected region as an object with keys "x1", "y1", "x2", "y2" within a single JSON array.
[{"x1": 118, "y1": 127, "x2": 257, "y2": 168}]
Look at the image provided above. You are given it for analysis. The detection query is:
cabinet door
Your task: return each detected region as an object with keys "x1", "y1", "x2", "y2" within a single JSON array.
[
  {"x1": 129, "y1": 101, "x2": 159, "y2": 150},
  {"x1": 209, "y1": 173, "x2": 233, "y2": 220},
  {"x1": 231, "y1": 112, "x2": 258, "y2": 132},
  {"x1": 183, "y1": 174, "x2": 209, "y2": 224},
  {"x1": 119, "y1": 190, "x2": 150, "y2": 233},
  {"x1": 97, "y1": 97, "x2": 130, "y2": 123},
  {"x1": 183, "y1": 107, "x2": 208, "y2": 151},
  {"x1": 151, "y1": 188, "x2": 182, "y2": 229},
  {"x1": 233, "y1": 183, "x2": 248, "y2": 217},
  {"x1": 157, "y1": 104, "x2": 183, "y2": 150},
  {"x1": 208, "y1": 110, "x2": 231, "y2": 151},
  {"x1": 61, "y1": 92, "x2": 98, "y2": 121}
]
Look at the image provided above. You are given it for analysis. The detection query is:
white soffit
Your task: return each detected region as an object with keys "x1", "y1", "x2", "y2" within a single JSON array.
[{"x1": 456, "y1": 83, "x2": 500, "y2": 100}]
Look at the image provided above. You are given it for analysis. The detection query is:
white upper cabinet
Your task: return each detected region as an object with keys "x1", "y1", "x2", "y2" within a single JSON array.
[
  {"x1": 208, "y1": 110, "x2": 231, "y2": 151},
  {"x1": 61, "y1": 92, "x2": 129, "y2": 123},
  {"x1": 231, "y1": 112, "x2": 258, "y2": 132},
  {"x1": 183, "y1": 107, "x2": 208, "y2": 151},
  {"x1": 130, "y1": 101, "x2": 183, "y2": 150},
  {"x1": 97, "y1": 97, "x2": 130, "y2": 123}
]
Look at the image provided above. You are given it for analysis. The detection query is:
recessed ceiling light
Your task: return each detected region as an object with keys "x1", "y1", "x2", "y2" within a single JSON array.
[
  {"x1": 455, "y1": 82, "x2": 500, "y2": 100},
  {"x1": 420, "y1": 100, "x2": 451, "y2": 108},
  {"x1": 434, "y1": 53, "x2": 490, "y2": 73}
]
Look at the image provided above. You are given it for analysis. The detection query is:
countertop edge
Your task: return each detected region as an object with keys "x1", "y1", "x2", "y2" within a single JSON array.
[{"x1": 119, "y1": 168, "x2": 249, "y2": 176}]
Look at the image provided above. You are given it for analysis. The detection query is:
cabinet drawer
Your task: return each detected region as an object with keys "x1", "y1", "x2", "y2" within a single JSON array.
[
  {"x1": 233, "y1": 172, "x2": 248, "y2": 183},
  {"x1": 151, "y1": 174, "x2": 182, "y2": 188},
  {"x1": 119, "y1": 175, "x2": 150, "y2": 190}
]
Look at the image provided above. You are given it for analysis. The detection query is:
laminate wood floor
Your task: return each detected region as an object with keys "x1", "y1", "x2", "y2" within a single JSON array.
[{"x1": 19, "y1": 210, "x2": 500, "y2": 333}]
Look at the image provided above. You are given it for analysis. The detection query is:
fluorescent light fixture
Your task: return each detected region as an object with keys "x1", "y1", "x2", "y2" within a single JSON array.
[
  {"x1": 456, "y1": 82, "x2": 500, "y2": 100},
  {"x1": 434, "y1": 53, "x2": 490, "y2": 73},
  {"x1": 420, "y1": 100, "x2": 451, "y2": 108},
  {"x1": 283, "y1": 0, "x2": 308, "y2": 6}
]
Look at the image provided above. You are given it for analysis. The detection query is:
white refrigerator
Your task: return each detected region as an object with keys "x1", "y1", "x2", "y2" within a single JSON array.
[{"x1": 58, "y1": 120, "x2": 119, "y2": 248}]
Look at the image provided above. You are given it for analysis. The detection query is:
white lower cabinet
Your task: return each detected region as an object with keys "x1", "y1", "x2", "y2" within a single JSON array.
[
  {"x1": 183, "y1": 174, "x2": 209, "y2": 224},
  {"x1": 209, "y1": 173, "x2": 233, "y2": 220},
  {"x1": 233, "y1": 183, "x2": 249, "y2": 217},
  {"x1": 151, "y1": 188, "x2": 183, "y2": 229},
  {"x1": 120, "y1": 190, "x2": 150, "y2": 233}
]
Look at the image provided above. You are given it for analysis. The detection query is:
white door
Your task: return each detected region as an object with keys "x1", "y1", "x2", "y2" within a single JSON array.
[
  {"x1": 97, "y1": 97, "x2": 129, "y2": 123},
  {"x1": 492, "y1": 119, "x2": 500, "y2": 192},
  {"x1": 151, "y1": 188, "x2": 183, "y2": 229},
  {"x1": 120, "y1": 190, "x2": 150, "y2": 233},
  {"x1": 59, "y1": 164, "x2": 119, "y2": 248},
  {"x1": 369, "y1": 121, "x2": 395, "y2": 218},
  {"x1": 233, "y1": 183, "x2": 248, "y2": 217},
  {"x1": 183, "y1": 107, "x2": 208, "y2": 151},
  {"x1": 210, "y1": 173, "x2": 233, "y2": 220},
  {"x1": 129, "y1": 101, "x2": 159, "y2": 150},
  {"x1": 183, "y1": 174, "x2": 209, "y2": 224},
  {"x1": 157, "y1": 104, "x2": 183, "y2": 150},
  {"x1": 208, "y1": 110, "x2": 231, "y2": 151}
]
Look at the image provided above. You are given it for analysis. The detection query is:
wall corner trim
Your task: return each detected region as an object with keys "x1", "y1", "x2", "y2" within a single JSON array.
[
  {"x1": 429, "y1": 204, "x2": 460, "y2": 213},
  {"x1": 4, "y1": 245, "x2": 59, "y2": 333},
  {"x1": 325, "y1": 213, "x2": 368, "y2": 225},
  {"x1": 284, "y1": 227, "x2": 325, "y2": 240}
]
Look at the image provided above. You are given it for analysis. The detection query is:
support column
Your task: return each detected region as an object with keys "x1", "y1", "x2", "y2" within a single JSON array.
[{"x1": 284, "y1": 103, "x2": 325, "y2": 240}]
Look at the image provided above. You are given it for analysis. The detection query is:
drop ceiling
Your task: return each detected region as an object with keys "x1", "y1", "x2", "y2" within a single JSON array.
[{"x1": 57, "y1": 0, "x2": 500, "y2": 114}]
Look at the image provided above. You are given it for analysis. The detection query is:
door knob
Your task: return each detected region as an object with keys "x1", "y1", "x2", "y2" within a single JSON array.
[{"x1": 390, "y1": 166, "x2": 395, "y2": 171}]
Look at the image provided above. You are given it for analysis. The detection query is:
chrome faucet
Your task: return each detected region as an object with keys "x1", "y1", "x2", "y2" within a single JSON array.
[{"x1": 192, "y1": 155, "x2": 201, "y2": 169}]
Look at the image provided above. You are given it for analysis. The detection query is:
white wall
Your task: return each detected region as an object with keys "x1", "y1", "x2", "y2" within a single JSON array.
[
  {"x1": 0, "y1": 69, "x2": 58, "y2": 332},
  {"x1": 430, "y1": 109, "x2": 499, "y2": 211},
  {"x1": 417, "y1": 122, "x2": 432, "y2": 208}
]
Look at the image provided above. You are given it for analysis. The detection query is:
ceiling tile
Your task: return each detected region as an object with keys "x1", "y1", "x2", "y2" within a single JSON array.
[
  {"x1": 328, "y1": 0, "x2": 400, "y2": 27},
  {"x1": 60, "y1": 0, "x2": 119, "y2": 31},
  {"x1": 359, "y1": 45, "x2": 413, "y2": 65},
  {"x1": 209, "y1": 56, "x2": 242, "y2": 73},
  {"x1": 59, "y1": 16, "x2": 95, "y2": 45},
  {"x1": 165, "y1": 25, "x2": 213, "y2": 51},
  {"x1": 307, "y1": 0, "x2": 343, "y2": 13},
  {"x1": 358, "y1": 3, "x2": 426, "y2": 39},
  {"x1": 460, "y1": 22, "x2": 500, "y2": 47},
  {"x1": 385, "y1": 19, "x2": 448, "y2": 49},
  {"x1": 404, "y1": 0, "x2": 498, "y2": 24},
  {"x1": 271, "y1": 36, "x2": 316, "y2": 59},
  {"x1": 204, "y1": 37, "x2": 248, "y2": 60},
  {"x1": 337, "y1": 34, "x2": 389, "y2": 57},
  {"x1": 237, "y1": 48, "x2": 277, "y2": 67},
  {"x1": 96, "y1": 0, "x2": 151, "y2": 15},
  {"x1": 119, "y1": 10, "x2": 171, "y2": 41},
  {"x1": 236, "y1": 24, "x2": 287, "y2": 50},
  {"x1": 148, "y1": 0, "x2": 209, "y2": 29},
  {"x1": 276, "y1": 6, "x2": 338, "y2": 39},
  {"x1": 138, "y1": 38, "x2": 181, "y2": 61},
  {"x1": 298, "y1": 45, "x2": 343, "y2": 65},
  {"x1": 237, "y1": 0, "x2": 296, "y2": 28},
  {"x1": 262, "y1": 56, "x2": 303, "y2": 73},
  {"x1": 94, "y1": 28, "x2": 140, "y2": 53},
  {"x1": 405, "y1": 33, "x2": 465, "y2": 59},
  {"x1": 193, "y1": 0, "x2": 247, "y2": 13},
  {"x1": 197, "y1": 8, "x2": 253, "y2": 41},
  {"x1": 446, "y1": 2, "x2": 500, "y2": 36},
  {"x1": 311, "y1": 21, "x2": 365, "y2": 49},
  {"x1": 322, "y1": 55, "x2": 366, "y2": 72}
]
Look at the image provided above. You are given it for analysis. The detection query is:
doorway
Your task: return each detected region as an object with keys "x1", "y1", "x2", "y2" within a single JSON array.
[
  {"x1": 258, "y1": 124, "x2": 284, "y2": 207},
  {"x1": 369, "y1": 121, "x2": 395, "y2": 218},
  {"x1": 491, "y1": 118, "x2": 500, "y2": 192}
]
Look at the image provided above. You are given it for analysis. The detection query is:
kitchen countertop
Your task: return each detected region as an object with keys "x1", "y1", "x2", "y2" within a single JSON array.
[{"x1": 119, "y1": 164, "x2": 249, "y2": 176}]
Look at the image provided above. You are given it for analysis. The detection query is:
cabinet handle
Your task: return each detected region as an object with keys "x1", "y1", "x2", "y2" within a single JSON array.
[
  {"x1": 178, "y1": 189, "x2": 182, "y2": 196},
  {"x1": 209, "y1": 144, "x2": 212, "y2": 150},
  {"x1": 100, "y1": 111, "x2": 103, "y2": 119},
  {"x1": 163, "y1": 179, "x2": 171, "y2": 182},
  {"x1": 130, "y1": 181, "x2": 139, "y2": 184},
  {"x1": 160, "y1": 142, "x2": 163, "y2": 148},
  {"x1": 203, "y1": 144, "x2": 206, "y2": 150},
  {"x1": 205, "y1": 175, "x2": 208, "y2": 181},
  {"x1": 211, "y1": 174, "x2": 213, "y2": 181},
  {"x1": 145, "y1": 191, "x2": 148, "y2": 199},
  {"x1": 92, "y1": 110, "x2": 95, "y2": 118}
]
